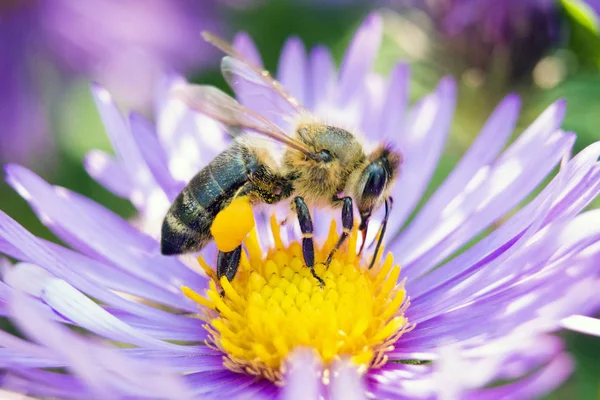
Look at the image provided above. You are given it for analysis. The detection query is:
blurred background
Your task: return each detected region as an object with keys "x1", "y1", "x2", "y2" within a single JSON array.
[{"x1": 0, "y1": 0, "x2": 599, "y2": 397}]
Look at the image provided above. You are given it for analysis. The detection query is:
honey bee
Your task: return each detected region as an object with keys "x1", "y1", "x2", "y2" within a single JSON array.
[{"x1": 161, "y1": 33, "x2": 402, "y2": 285}]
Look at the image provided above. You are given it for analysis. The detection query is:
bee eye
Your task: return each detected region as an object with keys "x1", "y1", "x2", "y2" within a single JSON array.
[{"x1": 362, "y1": 162, "x2": 387, "y2": 198}]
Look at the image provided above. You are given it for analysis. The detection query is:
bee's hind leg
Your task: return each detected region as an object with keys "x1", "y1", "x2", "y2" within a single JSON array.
[
  {"x1": 217, "y1": 245, "x2": 242, "y2": 284},
  {"x1": 293, "y1": 197, "x2": 325, "y2": 288},
  {"x1": 325, "y1": 196, "x2": 353, "y2": 266}
]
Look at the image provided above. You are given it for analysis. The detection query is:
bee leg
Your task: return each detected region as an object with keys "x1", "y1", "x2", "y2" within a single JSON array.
[
  {"x1": 368, "y1": 197, "x2": 393, "y2": 269},
  {"x1": 325, "y1": 196, "x2": 353, "y2": 266},
  {"x1": 293, "y1": 197, "x2": 325, "y2": 288},
  {"x1": 217, "y1": 245, "x2": 242, "y2": 283}
]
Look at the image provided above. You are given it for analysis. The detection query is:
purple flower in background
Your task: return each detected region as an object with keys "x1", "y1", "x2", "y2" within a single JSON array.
[
  {"x1": 1, "y1": 13, "x2": 600, "y2": 399},
  {"x1": 0, "y1": 0, "x2": 223, "y2": 166},
  {"x1": 392, "y1": 0, "x2": 561, "y2": 83}
]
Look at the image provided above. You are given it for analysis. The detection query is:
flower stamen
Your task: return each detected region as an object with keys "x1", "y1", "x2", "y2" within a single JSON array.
[{"x1": 183, "y1": 214, "x2": 414, "y2": 383}]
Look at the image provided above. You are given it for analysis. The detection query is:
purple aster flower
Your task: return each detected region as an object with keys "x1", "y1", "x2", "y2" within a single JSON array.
[
  {"x1": 0, "y1": 0, "x2": 223, "y2": 166},
  {"x1": 1, "y1": 12, "x2": 600, "y2": 399}
]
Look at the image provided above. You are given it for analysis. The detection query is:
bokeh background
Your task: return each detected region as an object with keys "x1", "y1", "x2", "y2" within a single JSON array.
[{"x1": 1, "y1": 0, "x2": 599, "y2": 397}]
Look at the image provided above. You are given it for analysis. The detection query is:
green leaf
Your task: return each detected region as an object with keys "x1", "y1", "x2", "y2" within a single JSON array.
[{"x1": 561, "y1": 0, "x2": 600, "y2": 68}]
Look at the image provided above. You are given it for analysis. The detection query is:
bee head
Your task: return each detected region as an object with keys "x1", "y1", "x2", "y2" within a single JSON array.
[{"x1": 353, "y1": 146, "x2": 402, "y2": 226}]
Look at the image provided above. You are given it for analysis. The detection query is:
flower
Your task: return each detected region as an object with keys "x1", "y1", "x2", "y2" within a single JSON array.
[
  {"x1": 1, "y1": 12, "x2": 600, "y2": 399},
  {"x1": 391, "y1": 0, "x2": 561, "y2": 84},
  {"x1": 0, "y1": 0, "x2": 223, "y2": 166}
]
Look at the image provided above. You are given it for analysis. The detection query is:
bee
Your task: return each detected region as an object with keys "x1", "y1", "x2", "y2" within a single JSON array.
[{"x1": 161, "y1": 33, "x2": 402, "y2": 285}]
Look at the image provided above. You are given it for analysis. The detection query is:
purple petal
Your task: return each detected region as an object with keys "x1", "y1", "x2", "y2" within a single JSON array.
[
  {"x1": 385, "y1": 78, "x2": 456, "y2": 239},
  {"x1": 2, "y1": 369, "x2": 93, "y2": 399},
  {"x1": 91, "y1": 84, "x2": 156, "y2": 209},
  {"x1": 503, "y1": 99, "x2": 566, "y2": 159},
  {"x1": 405, "y1": 133, "x2": 593, "y2": 307},
  {"x1": 116, "y1": 350, "x2": 225, "y2": 373},
  {"x1": 83, "y1": 150, "x2": 133, "y2": 199},
  {"x1": 277, "y1": 37, "x2": 308, "y2": 106},
  {"x1": 156, "y1": 76, "x2": 230, "y2": 184},
  {"x1": 9, "y1": 291, "x2": 194, "y2": 399},
  {"x1": 328, "y1": 359, "x2": 367, "y2": 400},
  {"x1": 398, "y1": 131, "x2": 574, "y2": 280},
  {"x1": 0, "y1": 211, "x2": 199, "y2": 326},
  {"x1": 5, "y1": 165, "x2": 205, "y2": 292},
  {"x1": 403, "y1": 257, "x2": 600, "y2": 349},
  {"x1": 405, "y1": 177, "x2": 564, "y2": 322},
  {"x1": 465, "y1": 353, "x2": 573, "y2": 400},
  {"x1": 105, "y1": 308, "x2": 207, "y2": 342},
  {"x1": 38, "y1": 279, "x2": 192, "y2": 351},
  {"x1": 377, "y1": 63, "x2": 411, "y2": 141},
  {"x1": 561, "y1": 315, "x2": 600, "y2": 336},
  {"x1": 130, "y1": 112, "x2": 182, "y2": 200},
  {"x1": 5, "y1": 241, "x2": 195, "y2": 312},
  {"x1": 233, "y1": 32, "x2": 264, "y2": 67},
  {"x1": 282, "y1": 349, "x2": 323, "y2": 400},
  {"x1": 184, "y1": 370, "x2": 260, "y2": 398},
  {"x1": 308, "y1": 45, "x2": 336, "y2": 111},
  {"x1": 0, "y1": 349, "x2": 63, "y2": 369},
  {"x1": 396, "y1": 94, "x2": 520, "y2": 252},
  {"x1": 367, "y1": 362, "x2": 434, "y2": 399},
  {"x1": 0, "y1": 329, "x2": 58, "y2": 363},
  {"x1": 359, "y1": 74, "x2": 386, "y2": 140},
  {"x1": 337, "y1": 12, "x2": 383, "y2": 106}
]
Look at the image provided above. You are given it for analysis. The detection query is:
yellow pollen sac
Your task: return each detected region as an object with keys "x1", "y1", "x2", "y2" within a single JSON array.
[
  {"x1": 210, "y1": 196, "x2": 255, "y2": 252},
  {"x1": 184, "y1": 215, "x2": 413, "y2": 384}
]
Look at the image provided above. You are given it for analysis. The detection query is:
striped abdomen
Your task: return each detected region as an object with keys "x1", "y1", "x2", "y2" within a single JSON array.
[{"x1": 161, "y1": 143, "x2": 257, "y2": 255}]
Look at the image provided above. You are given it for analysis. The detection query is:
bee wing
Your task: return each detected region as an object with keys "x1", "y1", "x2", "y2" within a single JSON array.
[
  {"x1": 172, "y1": 84, "x2": 312, "y2": 155},
  {"x1": 203, "y1": 32, "x2": 308, "y2": 119}
]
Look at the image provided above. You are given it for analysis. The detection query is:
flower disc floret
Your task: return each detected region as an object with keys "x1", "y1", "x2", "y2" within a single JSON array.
[{"x1": 183, "y1": 216, "x2": 413, "y2": 383}]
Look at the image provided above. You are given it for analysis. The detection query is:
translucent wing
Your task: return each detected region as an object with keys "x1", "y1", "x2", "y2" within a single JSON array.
[
  {"x1": 203, "y1": 32, "x2": 308, "y2": 119},
  {"x1": 172, "y1": 84, "x2": 312, "y2": 155}
]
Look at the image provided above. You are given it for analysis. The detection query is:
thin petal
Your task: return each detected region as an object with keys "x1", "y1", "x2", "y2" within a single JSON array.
[
  {"x1": 233, "y1": 32, "x2": 264, "y2": 67},
  {"x1": 38, "y1": 279, "x2": 193, "y2": 351},
  {"x1": 91, "y1": 84, "x2": 155, "y2": 209},
  {"x1": 397, "y1": 94, "x2": 520, "y2": 251},
  {"x1": 308, "y1": 45, "x2": 336, "y2": 111},
  {"x1": 385, "y1": 78, "x2": 457, "y2": 239},
  {"x1": 399, "y1": 132, "x2": 574, "y2": 280},
  {"x1": 282, "y1": 348, "x2": 323, "y2": 400},
  {"x1": 184, "y1": 370, "x2": 259, "y2": 398},
  {"x1": 378, "y1": 63, "x2": 411, "y2": 141},
  {"x1": 337, "y1": 12, "x2": 383, "y2": 106},
  {"x1": 4, "y1": 165, "x2": 204, "y2": 292},
  {"x1": 0, "y1": 211, "x2": 197, "y2": 325},
  {"x1": 9, "y1": 291, "x2": 194, "y2": 399},
  {"x1": 561, "y1": 315, "x2": 600, "y2": 336},
  {"x1": 130, "y1": 112, "x2": 182, "y2": 201},
  {"x1": 406, "y1": 136, "x2": 596, "y2": 306},
  {"x1": 4, "y1": 243, "x2": 195, "y2": 312},
  {"x1": 83, "y1": 150, "x2": 133, "y2": 198},
  {"x1": 278, "y1": 37, "x2": 308, "y2": 107},
  {"x1": 329, "y1": 359, "x2": 367, "y2": 400},
  {"x1": 465, "y1": 353, "x2": 573, "y2": 400}
]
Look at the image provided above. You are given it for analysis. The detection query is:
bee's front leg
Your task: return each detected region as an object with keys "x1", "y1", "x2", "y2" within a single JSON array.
[
  {"x1": 293, "y1": 197, "x2": 325, "y2": 287},
  {"x1": 325, "y1": 196, "x2": 353, "y2": 266}
]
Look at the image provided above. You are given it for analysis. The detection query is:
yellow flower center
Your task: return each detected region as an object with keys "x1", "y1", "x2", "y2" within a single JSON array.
[{"x1": 182, "y1": 215, "x2": 413, "y2": 383}]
